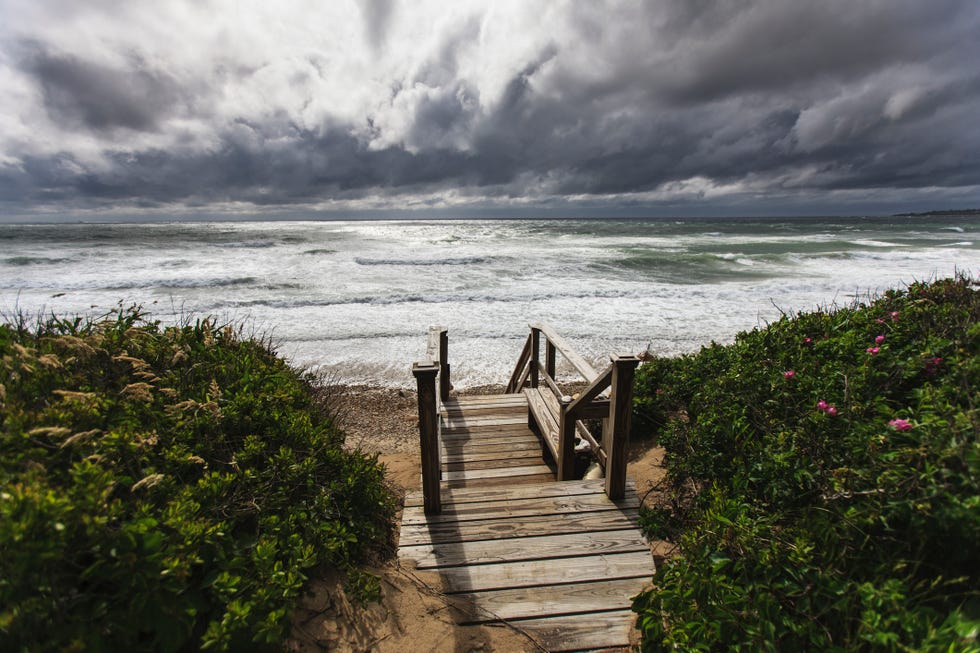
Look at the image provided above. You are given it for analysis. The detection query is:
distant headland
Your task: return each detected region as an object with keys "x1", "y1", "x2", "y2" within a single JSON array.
[{"x1": 892, "y1": 208, "x2": 980, "y2": 217}]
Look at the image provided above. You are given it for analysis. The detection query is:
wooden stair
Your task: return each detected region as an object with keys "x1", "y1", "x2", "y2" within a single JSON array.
[{"x1": 398, "y1": 394, "x2": 655, "y2": 652}]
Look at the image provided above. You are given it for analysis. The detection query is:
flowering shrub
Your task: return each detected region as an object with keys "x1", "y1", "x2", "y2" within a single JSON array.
[
  {"x1": 0, "y1": 307, "x2": 395, "y2": 651},
  {"x1": 632, "y1": 276, "x2": 980, "y2": 651}
]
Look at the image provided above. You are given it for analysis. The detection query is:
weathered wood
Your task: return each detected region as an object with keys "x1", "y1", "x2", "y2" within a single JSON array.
[
  {"x1": 530, "y1": 322, "x2": 600, "y2": 382},
  {"x1": 441, "y1": 448, "x2": 542, "y2": 465},
  {"x1": 454, "y1": 578, "x2": 649, "y2": 623},
  {"x1": 502, "y1": 609, "x2": 637, "y2": 652},
  {"x1": 441, "y1": 464, "x2": 554, "y2": 483},
  {"x1": 524, "y1": 387, "x2": 559, "y2": 460},
  {"x1": 443, "y1": 473, "x2": 556, "y2": 490},
  {"x1": 403, "y1": 478, "x2": 636, "y2": 508},
  {"x1": 443, "y1": 457, "x2": 544, "y2": 473},
  {"x1": 425, "y1": 325, "x2": 450, "y2": 404},
  {"x1": 401, "y1": 491, "x2": 639, "y2": 526},
  {"x1": 441, "y1": 440, "x2": 541, "y2": 457},
  {"x1": 605, "y1": 354, "x2": 639, "y2": 500},
  {"x1": 557, "y1": 394, "x2": 576, "y2": 480},
  {"x1": 530, "y1": 325, "x2": 541, "y2": 387},
  {"x1": 441, "y1": 425, "x2": 538, "y2": 440},
  {"x1": 436, "y1": 550, "x2": 653, "y2": 593},
  {"x1": 406, "y1": 323, "x2": 652, "y2": 652},
  {"x1": 401, "y1": 529, "x2": 649, "y2": 569},
  {"x1": 398, "y1": 507, "x2": 641, "y2": 546},
  {"x1": 505, "y1": 333, "x2": 533, "y2": 393},
  {"x1": 545, "y1": 338, "x2": 556, "y2": 381},
  {"x1": 412, "y1": 362, "x2": 441, "y2": 514}
]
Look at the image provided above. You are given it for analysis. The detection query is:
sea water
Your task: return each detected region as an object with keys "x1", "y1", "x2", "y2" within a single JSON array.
[{"x1": 1, "y1": 217, "x2": 977, "y2": 387}]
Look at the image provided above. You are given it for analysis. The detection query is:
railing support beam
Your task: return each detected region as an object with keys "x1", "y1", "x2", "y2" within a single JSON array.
[{"x1": 413, "y1": 362, "x2": 441, "y2": 514}]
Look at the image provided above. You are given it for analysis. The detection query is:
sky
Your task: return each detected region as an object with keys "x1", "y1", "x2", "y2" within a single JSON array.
[{"x1": 1, "y1": 0, "x2": 979, "y2": 221}]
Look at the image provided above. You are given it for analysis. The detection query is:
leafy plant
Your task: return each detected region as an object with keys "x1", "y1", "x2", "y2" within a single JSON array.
[
  {"x1": 632, "y1": 275, "x2": 980, "y2": 651},
  {"x1": 0, "y1": 306, "x2": 396, "y2": 652}
]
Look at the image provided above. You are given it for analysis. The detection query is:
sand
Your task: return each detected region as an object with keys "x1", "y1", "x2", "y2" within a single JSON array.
[{"x1": 286, "y1": 385, "x2": 670, "y2": 653}]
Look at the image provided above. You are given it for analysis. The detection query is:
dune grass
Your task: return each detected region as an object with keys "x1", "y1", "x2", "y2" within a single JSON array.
[{"x1": 0, "y1": 306, "x2": 395, "y2": 652}]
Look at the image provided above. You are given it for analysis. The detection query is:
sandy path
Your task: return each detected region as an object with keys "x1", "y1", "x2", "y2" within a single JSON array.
[{"x1": 288, "y1": 385, "x2": 668, "y2": 653}]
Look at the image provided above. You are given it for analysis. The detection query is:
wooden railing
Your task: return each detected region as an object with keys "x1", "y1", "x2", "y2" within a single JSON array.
[
  {"x1": 411, "y1": 326, "x2": 449, "y2": 514},
  {"x1": 506, "y1": 323, "x2": 639, "y2": 500}
]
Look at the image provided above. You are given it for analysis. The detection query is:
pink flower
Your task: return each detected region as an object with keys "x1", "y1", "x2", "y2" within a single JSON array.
[
  {"x1": 803, "y1": 337, "x2": 812, "y2": 345},
  {"x1": 875, "y1": 335, "x2": 886, "y2": 344},
  {"x1": 783, "y1": 370, "x2": 795, "y2": 379},
  {"x1": 875, "y1": 318, "x2": 886, "y2": 324},
  {"x1": 924, "y1": 357, "x2": 943, "y2": 376},
  {"x1": 890, "y1": 311, "x2": 900, "y2": 321},
  {"x1": 866, "y1": 346, "x2": 880, "y2": 354},
  {"x1": 888, "y1": 418, "x2": 912, "y2": 431},
  {"x1": 816, "y1": 400, "x2": 837, "y2": 416}
]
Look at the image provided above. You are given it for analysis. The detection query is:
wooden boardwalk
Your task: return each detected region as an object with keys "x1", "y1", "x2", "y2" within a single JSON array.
[{"x1": 399, "y1": 393, "x2": 654, "y2": 652}]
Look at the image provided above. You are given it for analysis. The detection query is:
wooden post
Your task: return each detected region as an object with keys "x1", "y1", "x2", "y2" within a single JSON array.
[
  {"x1": 604, "y1": 354, "x2": 639, "y2": 500},
  {"x1": 413, "y1": 362, "x2": 441, "y2": 514},
  {"x1": 438, "y1": 329, "x2": 450, "y2": 403},
  {"x1": 545, "y1": 339, "x2": 556, "y2": 383},
  {"x1": 530, "y1": 326, "x2": 541, "y2": 388},
  {"x1": 557, "y1": 395, "x2": 576, "y2": 480}
]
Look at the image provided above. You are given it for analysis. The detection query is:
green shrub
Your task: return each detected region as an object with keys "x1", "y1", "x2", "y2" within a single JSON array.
[
  {"x1": 0, "y1": 306, "x2": 395, "y2": 652},
  {"x1": 632, "y1": 276, "x2": 980, "y2": 651}
]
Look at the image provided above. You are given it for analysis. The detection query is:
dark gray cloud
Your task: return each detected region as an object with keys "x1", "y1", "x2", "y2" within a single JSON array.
[
  {"x1": 0, "y1": 0, "x2": 978, "y2": 219},
  {"x1": 25, "y1": 46, "x2": 184, "y2": 133}
]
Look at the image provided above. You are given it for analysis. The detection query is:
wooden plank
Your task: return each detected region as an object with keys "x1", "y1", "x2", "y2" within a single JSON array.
[
  {"x1": 436, "y1": 551, "x2": 653, "y2": 593},
  {"x1": 440, "y1": 426, "x2": 536, "y2": 440},
  {"x1": 401, "y1": 492, "x2": 639, "y2": 526},
  {"x1": 400, "y1": 529, "x2": 649, "y2": 569},
  {"x1": 443, "y1": 473, "x2": 556, "y2": 490},
  {"x1": 442, "y1": 415, "x2": 529, "y2": 429},
  {"x1": 398, "y1": 508, "x2": 640, "y2": 546},
  {"x1": 403, "y1": 479, "x2": 634, "y2": 508},
  {"x1": 454, "y1": 578, "x2": 650, "y2": 623},
  {"x1": 441, "y1": 464, "x2": 553, "y2": 482},
  {"x1": 442, "y1": 456, "x2": 543, "y2": 472},
  {"x1": 508, "y1": 609, "x2": 636, "y2": 652},
  {"x1": 449, "y1": 393, "x2": 525, "y2": 403},
  {"x1": 440, "y1": 446, "x2": 543, "y2": 464},
  {"x1": 444, "y1": 397, "x2": 526, "y2": 409},
  {"x1": 440, "y1": 442, "x2": 541, "y2": 459}
]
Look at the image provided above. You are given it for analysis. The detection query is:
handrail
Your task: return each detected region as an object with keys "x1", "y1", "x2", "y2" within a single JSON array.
[
  {"x1": 412, "y1": 325, "x2": 449, "y2": 515},
  {"x1": 515, "y1": 322, "x2": 639, "y2": 499},
  {"x1": 529, "y1": 322, "x2": 600, "y2": 382}
]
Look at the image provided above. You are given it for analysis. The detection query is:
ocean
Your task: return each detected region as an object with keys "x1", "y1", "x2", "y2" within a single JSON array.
[{"x1": 1, "y1": 217, "x2": 976, "y2": 387}]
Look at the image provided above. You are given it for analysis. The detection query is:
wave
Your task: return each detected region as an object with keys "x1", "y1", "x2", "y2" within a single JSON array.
[
  {"x1": 3, "y1": 256, "x2": 73, "y2": 266},
  {"x1": 604, "y1": 250, "x2": 785, "y2": 283},
  {"x1": 213, "y1": 240, "x2": 277, "y2": 249},
  {"x1": 302, "y1": 248, "x2": 336, "y2": 255},
  {"x1": 355, "y1": 256, "x2": 494, "y2": 266},
  {"x1": 103, "y1": 276, "x2": 259, "y2": 290},
  {"x1": 208, "y1": 286, "x2": 638, "y2": 311}
]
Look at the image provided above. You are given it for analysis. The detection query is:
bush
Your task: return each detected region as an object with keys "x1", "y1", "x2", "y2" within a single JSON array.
[
  {"x1": 0, "y1": 306, "x2": 395, "y2": 652},
  {"x1": 632, "y1": 276, "x2": 980, "y2": 651}
]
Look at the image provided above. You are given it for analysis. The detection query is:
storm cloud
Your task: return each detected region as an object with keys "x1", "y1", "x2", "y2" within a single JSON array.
[{"x1": 0, "y1": 0, "x2": 978, "y2": 219}]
